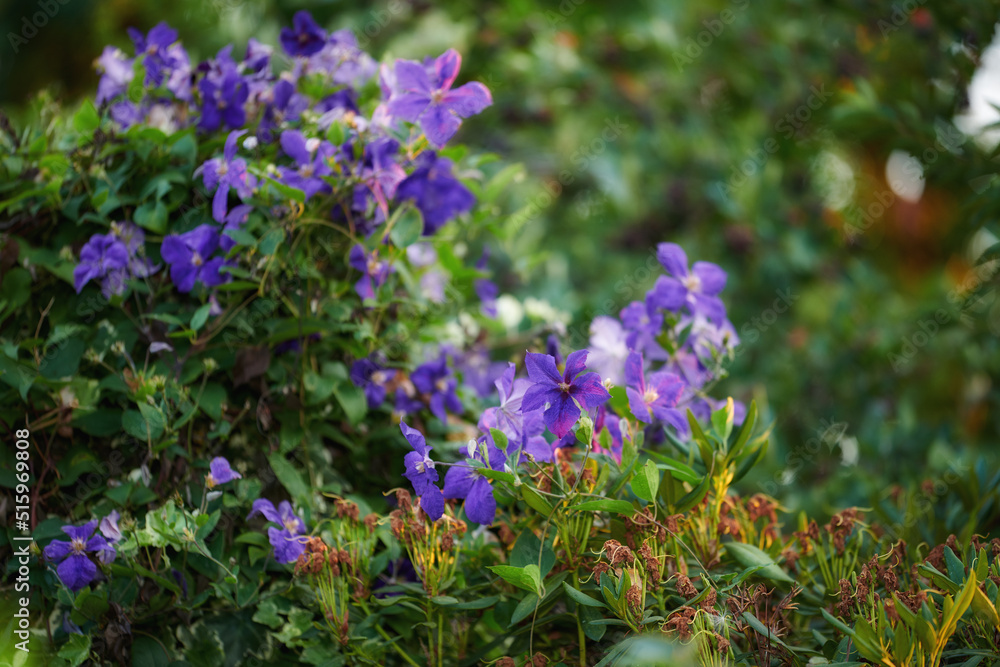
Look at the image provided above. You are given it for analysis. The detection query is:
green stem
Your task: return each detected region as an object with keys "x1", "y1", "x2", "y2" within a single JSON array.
[
  {"x1": 358, "y1": 601, "x2": 421, "y2": 667},
  {"x1": 573, "y1": 571, "x2": 587, "y2": 667}
]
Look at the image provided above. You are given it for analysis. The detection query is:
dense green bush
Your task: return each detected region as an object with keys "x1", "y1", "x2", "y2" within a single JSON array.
[{"x1": 2, "y1": 7, "x2": 1000, "y2": 667}]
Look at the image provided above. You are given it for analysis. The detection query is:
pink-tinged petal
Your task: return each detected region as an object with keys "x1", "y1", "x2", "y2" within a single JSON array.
[
  {"x1": 57, "y1": 554, "x2": 97, "y2": 591},
  {"x1": 465, "y1": 476, "x2": 496, "y2": 525},
  {"x1": 624, "y1": 351, "x2": 645, "y2": 391},
  {"x1": 419, "y1": 485, "x2": 444, "y2": 520},
  {"x1": 648, "y1": 276, "x2": 686, "y2": 311},
  {"x1": 525, "y1": 352, "x2": 562, "y2": 385},
  {"x1": 563, "y1": 349, "x2": 589, "y2": 380},
  {"x1": 420, "y1": 103, "x2": 462, "y2": 148},
  {"x1": 223, "y1": 129, "x2": 246, "y2": 162},
  {"x1": 692, "y1": 261, "x2": 727, "y2": 296},
  {"x1": 521, "y1": 383, "x2": 555, "y2": 413},
  {"x1": 694, "y1": 294, "x2": 727, "y2": 325},
  {"x1": 569, "y1": 374, "x2": 611, "y2": 410},
  {"x1": 434, "y1": 49, "x2": 461, "y2": 90},
  {"x1": 443, "y1": 82, "x2": 492, "y2": 117},
  {"x1": 544, "y1": 395, "x2": 581, "y2": 438},
  {"x1": 355, "y1": 275, "x2": 374, "y2": 301},
  {"x1": 394, "y1": 59, "x2": 434, "y2": 95},
  {"x1": 656, "y1": 242, "x2": 689, "y2": 278},
  {"x1": 279, "y1": 130, "x2": 311, "y2": 165},
  {"x1": 626, "y1": 386, "x2": 652, "y2": 424},
  {"x1": 442, "y1": 464, "x2": 474, "y2": 499},
  {"x1": 44, "y1": 539, "x2": 73, "y2": 562}
]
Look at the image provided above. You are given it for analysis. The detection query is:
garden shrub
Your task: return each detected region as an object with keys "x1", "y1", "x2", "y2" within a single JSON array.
[{"x1": 1, "y1": 11, "x2": 1000, "y2": 667}]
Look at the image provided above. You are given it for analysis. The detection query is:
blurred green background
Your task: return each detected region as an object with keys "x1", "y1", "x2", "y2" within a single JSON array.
[{"x1": 3, "y1": 0, "x2": 1000, "y2": 512}]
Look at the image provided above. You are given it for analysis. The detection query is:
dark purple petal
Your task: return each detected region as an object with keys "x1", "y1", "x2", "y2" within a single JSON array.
[
  {"x1": 563, "y1": 349, "x2": 589, "y2": 381},
  {"x1": 465, "y1": 476, "x2": 496, "y2": 525},
  {"x1": 420, "y1": 103, "x2": 462, "y2": 149},
  {"x1": 434, "y1": 49, "x2": 461, "y2": 89},
  {"x1": 268, "y1": 527, "x2": 306, "y2": 564},
  {"x1": 248, "y1": 499, "x2": 281, "y2": 523},
  {"x1": 208, "y1": 457, "x2": 241, "y2": 485},
  {"x1": 521, "y1": 383, "x2": 556, "y2": 413},
  {"x1": 627, "y1": 386, "x2": 651, "y2": 424},
  {"x1": 647, "y1": 276, "x2": 686, "y2": 311},
  {"x1": 419, "y1": 485, "x2": 444, "y2": 521},
  {"x1": 442, "y1": 464, "x2": 474, "y2": 499},
  {"x1": 692, "y1": 261, "x2": 726, "y2": 296},
  {"x1": 569, "y1": 374, "x2": 611, "y2": 410},
  {"x1": 624, "y1": 351, "x2": 645, "y2": 392},
  {"x1": 44, "y1": 540, "x2": 72, "y2": 562},
  {"x1": 56, "y1": 554, "x2": 97, "y2": 592},
  {"x1": 543, "y1": 394, "x2": 581, "y2": 438},
  {"x1": 524, "y1": 352, "x2": 562, "y2": 386}
]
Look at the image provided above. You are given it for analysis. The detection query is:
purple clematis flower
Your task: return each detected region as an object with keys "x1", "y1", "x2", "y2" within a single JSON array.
[
  {"x1": 277, "y1": 130, "x2": 336, "y2": 199},
  {"x1": 205, "y1": 457, "x2": 241, "y2": 488},
  {"x1": 127, "y1": 22, "x2": 191, "y2": 100},
  {"x1": 198, "y1": 67, "x2": 248, "y2": 132},
  {"x1": 441, "y1": 436, "x2": 504, "y2": 526},
  {"x1": 99, "y1": 510, "x2": 122, "y2": 545},
  {"x1": 248, "y1": 499, "x2": 307, "y2": 564},
  {"x1": 624, "y1": 351, "x2": 685, "y2": 424},
  {"x1": 160, "y1": 225, "x2": 228, "y2": 293},
  {"x1": 43, "y1": 521, "x2": 114, "y2": 591},
  {"x1": 96, "y1": 46, "x2": 134, "y2": 104},
  {"x1": 522, "y1": 350, "x2": 611, "y2": 438},
  {"x1": 400, "y1": 422, "x2": 444, "y2": 520},
  {"x1": 647, "y1": 243, "x2": 728, "y2": 324},
  {"x1": 395, "y1": 152, "x2": 475, "y2": 235},
  {"x1": 74, "y1": 233, "x2": 129, "y2": 294},
  {"x1": 387, "y1": 49, "x2": 492, "y2": 148},
  {"x1": 350, "y1": 356, "x2": 396, "y2": 408},
  {"x1": 411, "y1": 356, "x2": 463, "y2": 423},
  {"x1": 199, "y1": 130, "x2": 256, "y2": 222},
  {"x1": 280, "y1": 11, "x2": 327, "y2": 57},
  {"x1": 348, "y1": 244, "x2": 391, "y2": 301},
  {"x1": 478, "y1": 363, "x2": 533, "y2": 445}
]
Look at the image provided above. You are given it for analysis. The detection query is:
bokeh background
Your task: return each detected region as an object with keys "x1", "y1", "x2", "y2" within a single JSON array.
[{"x1": 3, "y1": 0, "x2": 1000, "y2": 513}]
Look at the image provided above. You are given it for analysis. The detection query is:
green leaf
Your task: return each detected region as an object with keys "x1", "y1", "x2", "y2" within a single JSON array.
[
  {"x1": 73, "y1": 100, "x2": 100, "y2": 135},
  {"x1": 488, "y1": 564, "x2": 542, "y2": 594},
  {"x1": 490, "y1": 428, "x2": 509, "y2": 451},
  {"x1": 727, "y1": 400, "x2": 758, "y2": 461},
  {"x1": 563, "y1": 582, "x2": 609, "y2": 608},
  {"x1": 570, "y1": 499, "x2": 635, "y2": 517},
  {"x1": 134, "y1": 200, "x2": 168, "y2": 234},
  {"x1": 646, "y1": 451, "x2": 701, "y2": 483},
  {"x1": 725, "y1": 542, "x2": 794, "y2": 584},
  {"x1": 520, "y1": 485, "x2": 553, "y2": 516},
  {"x1": 511, "y1": 530, "x2": 555, "y2": 577},
  {"x1": 57, "y1": 632, "x2": 92, "y2": 667},
  {"x1": 388, "y1": 207, "x2": 424, "y2": 247},
  {"x1": 191, "y1": 303, "x2": 211, "y2": 332},
  {"x1": 712, "y1": 397, "x2": 735, "y2": 443},
  {"x1": 267, "y1": 453, "x2": 310, "y2": 505},
  {"x1": 510, "y1": 592, "x2": 539, "y2": 626},
  {"x1": 122, "y1": 408, "x2": 164, "y2": 442},
  {"x1": 630, "y1": 459, "x2": 660, "y2": 502}
]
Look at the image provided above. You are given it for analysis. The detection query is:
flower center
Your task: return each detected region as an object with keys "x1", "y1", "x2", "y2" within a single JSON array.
[
  {"x1": 205, "y1": 473, "x2": 217, "y2": 489},
  {"x1": 300, "y1": 164, "x2": 314, "y2": 178},
  {"x1": 284, "y1": 518, "x2": 298, "y2": 532},
  {"x1": 415, "y1": 456, "x2": 435, "y2": 474},
  {"x1": 71, "y1": 538, "x2": 86, "y2": 554},
  {"x1": 643, "y1": 388, "x2": 659, "y2": 404},
  {"x1": 558, "y1": 381, "x2": 572, "y2": 393},
  {"x1": 435, "y1": 378, "x2": 449, "y2": 393},
  {"x1": 371, "y1": 370, "x2": 387, "y2": 384},
  {"x1": 431, "y1": 89, "x2": 445, "y2": 104},
  {"x1": 191, "y1": 251, "x2": 203, "y2": 267},
  {"x1": 683, "y1": 274, "x2": 701, "y2": 293},
  {"x1": 218, "y1": 163, "x2": 229, "y2": 176}
]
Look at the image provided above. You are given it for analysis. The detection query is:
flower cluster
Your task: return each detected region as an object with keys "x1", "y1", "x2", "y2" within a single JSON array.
[
  {"x1": 80, "y1": 11, "x2": 494, "y2": 313},
  {"x1": 44, "y1": 514, "x2": 121, "y2": 592},
  {"x1": 587, "y1": 242, "x2": 742, "y2": 437}
]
